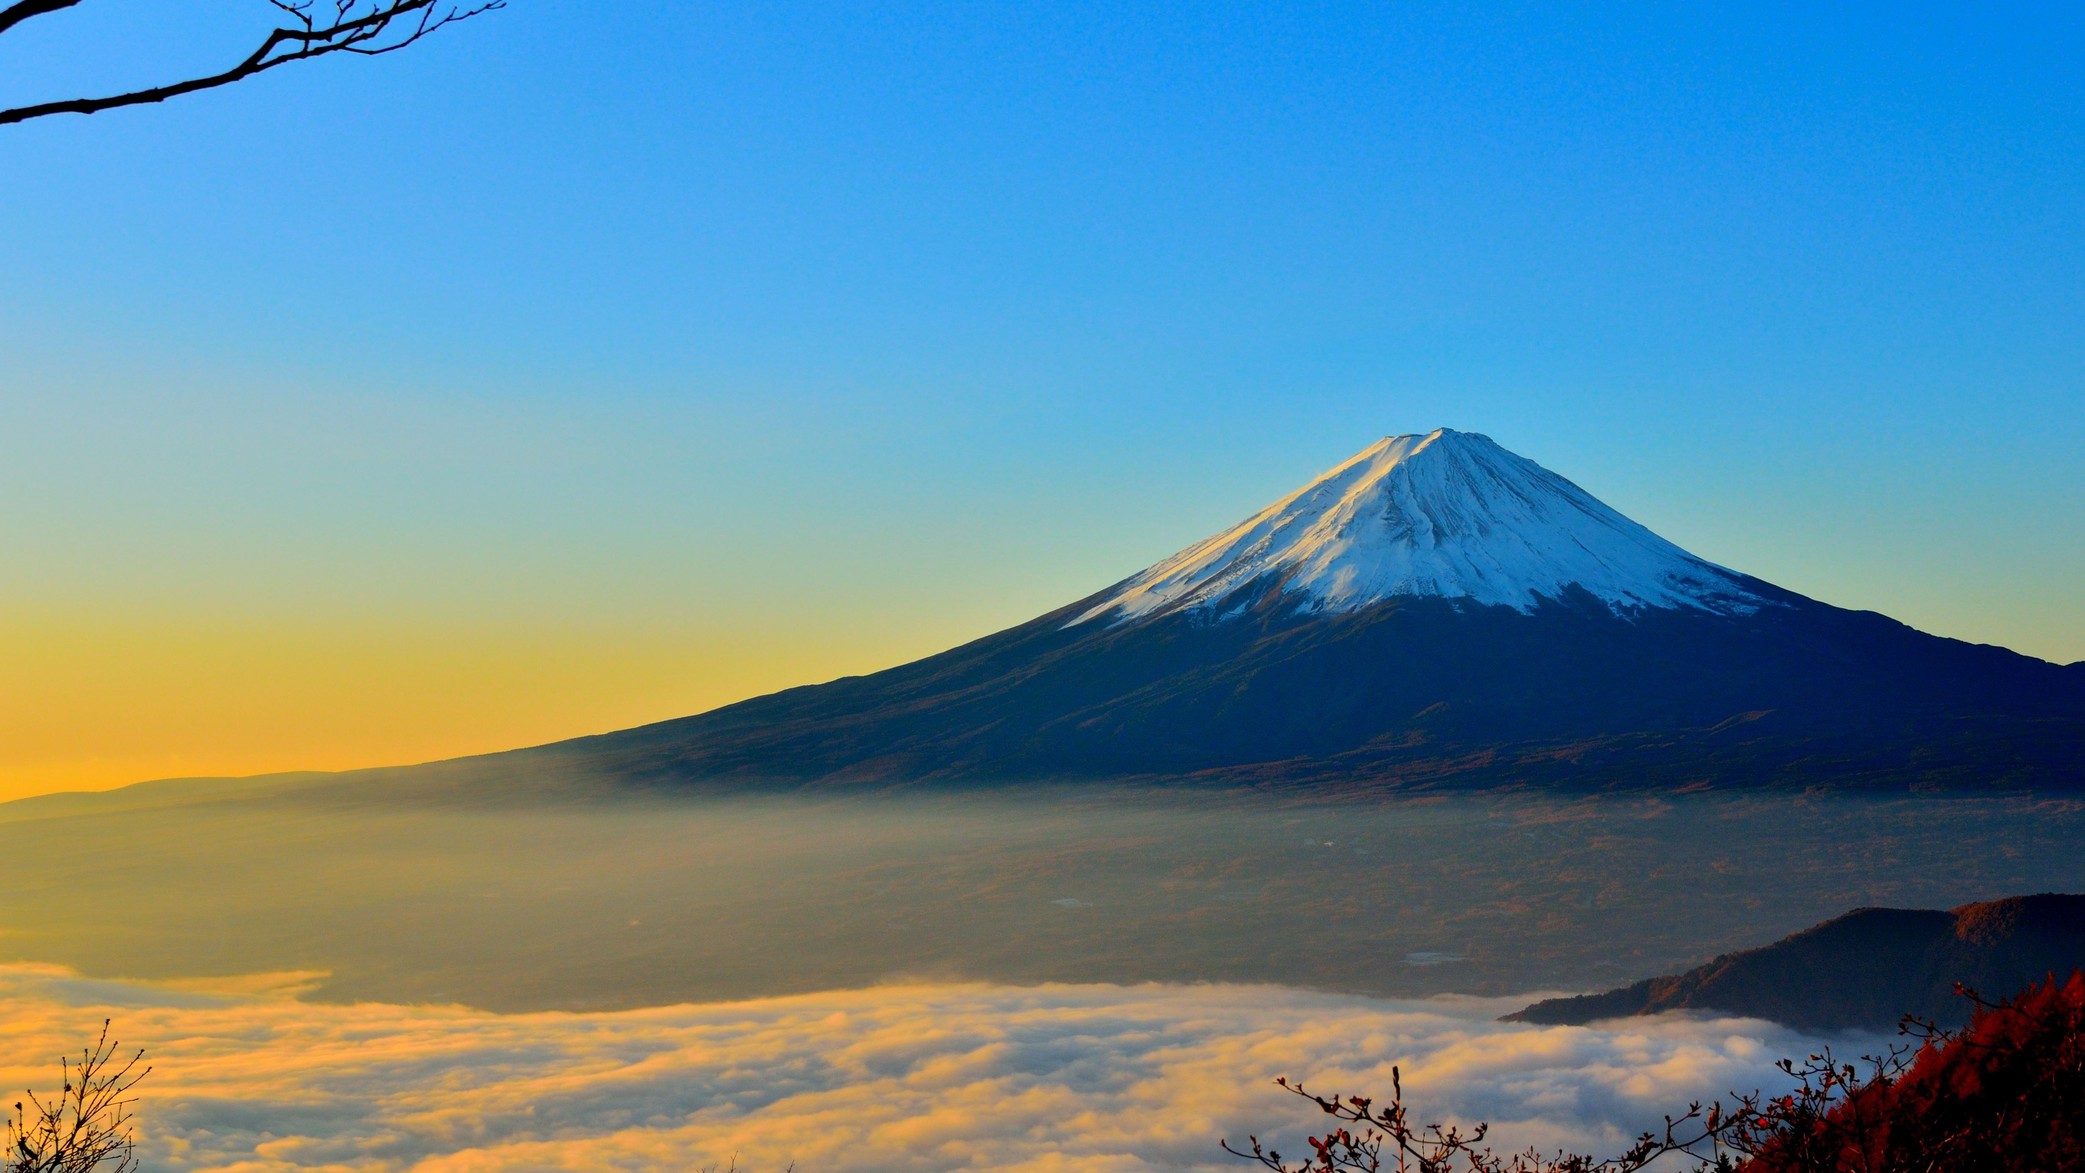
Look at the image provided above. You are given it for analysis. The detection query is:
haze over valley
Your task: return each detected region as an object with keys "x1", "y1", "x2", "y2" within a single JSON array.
[
  {"x1": 4, "y1": 426, "x2": 2081, "y2": 1171},
  {"x1": 7, "y1": 5, "x2": 2083, "y2": 1169}
]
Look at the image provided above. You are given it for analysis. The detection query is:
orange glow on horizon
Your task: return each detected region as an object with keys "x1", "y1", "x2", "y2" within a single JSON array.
[{"x1": 0, "y1": 610, "x2": 947, "y2": 803}]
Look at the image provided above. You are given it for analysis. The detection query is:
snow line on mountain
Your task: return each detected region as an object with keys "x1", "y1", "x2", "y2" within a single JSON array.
[{"x1": 1075, "y1": 428, "x2": 1766, "y2": 626}]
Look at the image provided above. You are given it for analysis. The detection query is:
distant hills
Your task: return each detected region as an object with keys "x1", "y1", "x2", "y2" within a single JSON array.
[
  {"x1": 515, "y1": 429, "x2": 2083, "y2": 793},
  {"x1": 1509, "y1": 893, "x2": 2085, "y2": 1030}
]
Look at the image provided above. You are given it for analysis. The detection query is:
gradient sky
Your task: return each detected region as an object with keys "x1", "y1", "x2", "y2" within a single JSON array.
[{"x1": 1, "y1": 2, "x2": 2080, "y2": 798}]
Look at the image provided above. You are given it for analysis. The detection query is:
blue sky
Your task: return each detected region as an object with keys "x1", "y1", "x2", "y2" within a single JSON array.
[{"x1": 1, "y1": 1, "x2": 2080, "y2": 789}]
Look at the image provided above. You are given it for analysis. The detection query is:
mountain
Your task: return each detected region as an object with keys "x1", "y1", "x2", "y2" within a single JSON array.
[
  {"x1": 528, "y1": 429, "x2": 2084, "y2": 792},
  {"x1": 1507, "y1": 893, "x2": 2085, "y2": 1030},
  {"x1": 1073, "y1": 430, "x2": 1765, "y2": 624}
]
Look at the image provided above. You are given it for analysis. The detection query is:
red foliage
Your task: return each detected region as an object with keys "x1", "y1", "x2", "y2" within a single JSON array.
[
  {"x1": 1740, "y1": 972, "x2": 2085, "y2": 1173},
  {"x1": 1231, "y1": 974, "x2": 2085, "y2": 1173}
]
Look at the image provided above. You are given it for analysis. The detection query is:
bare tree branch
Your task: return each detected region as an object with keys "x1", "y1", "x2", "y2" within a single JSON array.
[
  {"x1": 0, "y1": 0, "x2": 503, "y2": 127},
  {"x1": 0, "y1": 0, "x2": 83, "y2": 39},
  {"x1": 5, "y1": 1019, "x2": 149, "y2": 1173}
]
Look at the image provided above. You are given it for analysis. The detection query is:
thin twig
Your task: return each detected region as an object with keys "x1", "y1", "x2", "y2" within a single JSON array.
[{"x1": 0, "y1": 0, "x2": 503, "y2": 127}]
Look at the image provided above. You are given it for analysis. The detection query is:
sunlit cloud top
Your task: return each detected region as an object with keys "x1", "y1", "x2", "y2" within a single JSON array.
[{"x1": 0, "y1": 965, "x2": 1865, "y2": 1173}]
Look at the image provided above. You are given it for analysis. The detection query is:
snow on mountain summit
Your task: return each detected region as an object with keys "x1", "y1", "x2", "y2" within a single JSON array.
[{"x1": 1073, "y1": 429, "x2": 1766, "y2": 626}]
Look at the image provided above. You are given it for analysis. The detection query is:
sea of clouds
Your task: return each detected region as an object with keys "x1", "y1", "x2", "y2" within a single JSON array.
[{"x1": 0, "y1": 964, "x2": 1877, "y2": 1172}]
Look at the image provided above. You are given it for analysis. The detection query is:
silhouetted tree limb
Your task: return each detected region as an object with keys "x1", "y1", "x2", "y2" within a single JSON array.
[
  {"x1": 1228, "y1": 975, "x2": 2085, "y2": 1173},
  {"x1": 5, "y1": 1020, "x2": 148, "y2": 1173},
  {"x1": 1223, "y1": 1066, "x2": 1753, "y2": 1173},
  {"x1": 0, "y1": 1, "x2": 83, "y2": 40},
  {"x1": 0, "y1": 0, "x2": 503, "y2": 127}
]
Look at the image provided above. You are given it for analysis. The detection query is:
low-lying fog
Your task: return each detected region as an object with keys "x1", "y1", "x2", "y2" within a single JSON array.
[
  {"x1": 0, "y1": 963, "x2": 1874, "y2": 1173},
  {"x1": 3, "y1": 777, "x2": 2081, "y2": 1011}
]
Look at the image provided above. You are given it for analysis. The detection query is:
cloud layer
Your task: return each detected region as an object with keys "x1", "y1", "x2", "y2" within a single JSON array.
[{"x1": 0, "y1": 966, "x2": 1868, "y2": 1172}]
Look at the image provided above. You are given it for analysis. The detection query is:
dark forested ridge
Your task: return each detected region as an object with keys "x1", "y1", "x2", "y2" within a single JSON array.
[
  {"x1": 1510, "y1": 893, "x2": 2085, "y2": 1030},
  {"x1": 505, "y1": 578, "x2": 2085, "y2": 794}
]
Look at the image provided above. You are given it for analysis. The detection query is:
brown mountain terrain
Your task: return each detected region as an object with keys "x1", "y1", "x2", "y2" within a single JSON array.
[{"x1": 1508, "y1": 893, "x2": 2085, "y2": 1031}]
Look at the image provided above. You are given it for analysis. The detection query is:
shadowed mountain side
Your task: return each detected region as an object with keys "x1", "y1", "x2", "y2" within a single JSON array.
[
  {"x1": 1508, "y1": 893, "x2": 2085, "y2": 1031},
  {"x1": 158, "y1": 430, "x2": 2079, "y2": 800},
  {"x1": 505, "y1": 583, "x2": 2085, "y2": 793}
]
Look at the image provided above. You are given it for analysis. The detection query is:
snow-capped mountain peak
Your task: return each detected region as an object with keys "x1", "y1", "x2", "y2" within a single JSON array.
[{"x1": 1073, "y1": 428, "x2": 1765, "y2": 626}]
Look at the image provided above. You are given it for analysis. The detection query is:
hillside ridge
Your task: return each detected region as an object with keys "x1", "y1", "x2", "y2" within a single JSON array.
[{"x1": 1508, "y1": 893, "x2": 2085, "y2": 1030}]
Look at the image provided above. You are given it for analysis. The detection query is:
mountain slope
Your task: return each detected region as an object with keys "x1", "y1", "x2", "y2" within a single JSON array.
[
  {"x1": 1507, "y1": 893, "x2": 2085, "y2": 1030},
  {"x1": 529, "y1": 430, "x2": 2084, "y2": 792},
  {"x1": 1076, "y1": 429, "x2": 1763, "y2": 623}
]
